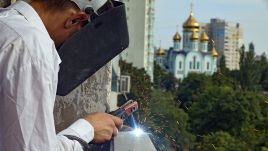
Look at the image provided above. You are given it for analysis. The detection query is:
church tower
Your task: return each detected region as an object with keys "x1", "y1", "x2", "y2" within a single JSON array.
[
  {"x1": 190, "y1": 31, "x2": 199, "y2": 51},
  {"x1": 156, "y1": 45, "x2": 166, "y2": 68},
  {"x1": 173, "y1": 31, "x2": 181, "y2": 51},
  {"x1": 211, "y1": 42, "x2": 219, "y2": 72},
  {"x1": 199, "y1": 31, "x2": 209, "y2": 52},
  {"x1": 182, "y1": 5, "x2": 199, "y2": 51}
]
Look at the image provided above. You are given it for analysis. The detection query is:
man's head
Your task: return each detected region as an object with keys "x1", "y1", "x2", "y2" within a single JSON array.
[{"x1": 30, "y1": 0, "x2": 89, "y2": 48}]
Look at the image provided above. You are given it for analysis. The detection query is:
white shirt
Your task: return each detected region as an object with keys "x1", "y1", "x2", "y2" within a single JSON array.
[{"x1": 0, "y1": 1, "x2": 94, "y2": 151}]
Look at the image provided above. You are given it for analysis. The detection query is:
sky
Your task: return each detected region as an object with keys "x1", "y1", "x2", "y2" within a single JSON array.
[{"x1": 154, "y1": 0, "x2": 268, "y2": 55}]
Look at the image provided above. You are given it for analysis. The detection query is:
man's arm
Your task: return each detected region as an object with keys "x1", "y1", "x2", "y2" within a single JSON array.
[{"x1": 58, "y1": 113, "x2": 123, "y2": 146}]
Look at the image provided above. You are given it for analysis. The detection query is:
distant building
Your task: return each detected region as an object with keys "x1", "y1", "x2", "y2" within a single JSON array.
[
  {"x1": 206, "y1": 18, "x2": 243, "y2": 70},
  {"x1": 119, "y1": 0, "x2": 155, "y2": 81},
  {"x1": 156, "y1": 10, "x2": 218, "y2": 81}
]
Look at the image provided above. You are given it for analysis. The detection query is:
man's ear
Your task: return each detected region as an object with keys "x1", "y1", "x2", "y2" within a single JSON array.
[{"x1": 64, "y1": 12, "x2": 89, "y2": 29}]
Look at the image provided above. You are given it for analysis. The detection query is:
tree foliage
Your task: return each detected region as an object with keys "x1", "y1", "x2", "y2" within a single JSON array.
[
  {"x1": 176, "y1": 73, "x2": 213, "y2": 108},
  {"x1": 154, "y1": 62, "x2": 180, "y2": 92},
  {"x1": 175, "y1": 71, "x2": 268, "y2": 150},
  {"x1": 196, "y1": 131, "x2": 248, "y2": 151},
  {"x1": 148, "y1": 90, "x2": 194, "y2": 151},
  {"x1": 219, "y1": 55, "x2": 229, "y2": 74},
  {"x1": 119, "y1": 60, "x2": 152, "y2": 103},
  {"x1": 239, "y1": 43, "x2": 262, "y2": 91},
  {"x1": 189, "y1": 87, "x2": 264, "y2": 135},
  {"x1": 258, "y1": 53, "x2": 268, "y2": 91},
  {"x1": 118, "y1": 60, "x2": 153, "y2": 130}
]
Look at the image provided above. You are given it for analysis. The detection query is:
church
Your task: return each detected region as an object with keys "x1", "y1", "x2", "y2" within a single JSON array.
[{"x1": 156, "y1": 10, "x2": 218, "y2": 81}]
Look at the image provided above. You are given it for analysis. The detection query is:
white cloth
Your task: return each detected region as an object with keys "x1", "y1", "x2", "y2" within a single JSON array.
[{"x1": 0, "y1": 1, "x2": 94, "y2": 151}]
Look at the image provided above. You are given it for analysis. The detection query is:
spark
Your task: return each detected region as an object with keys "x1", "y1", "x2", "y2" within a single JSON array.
[{"x1": 133, "y1": 128, "x2": 144, "y2": 137}]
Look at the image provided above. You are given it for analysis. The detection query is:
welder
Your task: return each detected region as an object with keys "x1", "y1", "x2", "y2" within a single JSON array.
[{"x1": 0, "y1": 0, "x2": 128, "y2": 150}]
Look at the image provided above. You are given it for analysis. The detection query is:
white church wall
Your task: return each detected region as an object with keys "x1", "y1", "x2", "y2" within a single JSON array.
[
  {"x1": 203, "y1": 55, "x2": 214, "y2": 74},
  {"x1": 174, "y1": 54, "x2": 185, "y2": 80},
  {"x1": 184, "y1": 51, "x2": 202, "y2": 76}
]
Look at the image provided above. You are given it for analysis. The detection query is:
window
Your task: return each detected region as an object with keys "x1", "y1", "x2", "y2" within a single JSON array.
[
  {"x1": 190, "y1": 62, "x2": 192, "y2": 69},
  {"x1": 207, "y1": 62, "x2": 210, "y2": 70},
  {"x1": 179, "y1": 61, "x2": 182, "y2": 69},
  {"x1": 193, "y1": 56, "x2": 196, "y2": 69},
  {"x1": 197, "y1": 62, "x2": 200, "y2": 69}
]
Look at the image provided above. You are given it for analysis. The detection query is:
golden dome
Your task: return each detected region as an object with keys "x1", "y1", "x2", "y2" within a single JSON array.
[
  {"x1": 156, "y1": 47, "x2": 165, "y2": 56},
  {"x1": 190, "y1": 32, "x2": 199, "y2": 41},
  {"x1": 200, "y1": 31, "x2": 209, "y2": 42},
  {"x1": 183, "y1": 13, "x2": 199, "y2": 32},
  {"x1": 173, "y1": 32, "x2": 181, "y2": 42},
  {"x1": 211, "y1": 47, "x2": 218, "y2": 57}
]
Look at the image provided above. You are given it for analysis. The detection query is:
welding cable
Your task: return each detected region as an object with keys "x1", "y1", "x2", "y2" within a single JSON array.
[{"x1": 64, "y1": 135, "x2": 92, "y2": 151}]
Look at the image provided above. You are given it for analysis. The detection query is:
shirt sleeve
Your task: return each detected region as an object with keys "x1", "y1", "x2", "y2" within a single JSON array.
[
  {"x1": 58, "y1": 119, "x2": 95, "y2": 143},
  {"x1": 56, "y1": 119, "x2": 95, "y2": 151},
  {"x1": 0, "y1": 41, "x2": 94, "y2": 151}
]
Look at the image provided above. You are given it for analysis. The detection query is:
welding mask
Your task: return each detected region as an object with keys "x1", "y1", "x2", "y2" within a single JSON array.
[{"x1": 56, "y1": 0, "x2": 129, "y2": 96}]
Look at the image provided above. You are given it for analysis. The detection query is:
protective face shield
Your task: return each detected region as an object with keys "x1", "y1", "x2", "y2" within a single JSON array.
[{"x1": 56, "y1": 0, "x2": 129, "y2": 96}]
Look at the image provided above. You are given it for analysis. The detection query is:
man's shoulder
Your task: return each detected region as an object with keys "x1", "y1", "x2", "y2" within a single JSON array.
[
  {"x1": 0, "y1": 13, "x2": 56, "y2": 60},
  {"x1": 0, "y1": 14, "x2": 59, "y2": 71},
  {"x1": 0, "y1": 15, "x2": 53, "y2": 48}
]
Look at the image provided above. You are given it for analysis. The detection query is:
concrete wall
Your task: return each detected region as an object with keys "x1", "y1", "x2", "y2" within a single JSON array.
[{"x1": 54, "y1": 63, "x2": 112, "y2": 132}]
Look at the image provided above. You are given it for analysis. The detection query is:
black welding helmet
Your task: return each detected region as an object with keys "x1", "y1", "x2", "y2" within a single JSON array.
[{"x1": 56, "y1": 0, "x2": 129, "y2": 96}]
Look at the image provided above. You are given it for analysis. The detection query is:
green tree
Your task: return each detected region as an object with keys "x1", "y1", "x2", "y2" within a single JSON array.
[
  {"x1": 154, "y1": 63, "x2": 179, "y2": 92},
  {"x1": 219, "y1": 55, "x2": 229, "y2": 74},
  {"x1": 148, "y1": 90, "x2": 194, "y2": 151},
  {"x1": 195, "y1": 131, "x2": 248, "y2": 151},
  {"x1": 240, "y1": 44, "x2": 246, "y2": 66},
  {"x1": 189, "y1": 86, "x2": 263, "y2": 135},
  {"x1": 239, "y1": 43, "x2": 261, "y2": 91},
  {"x1": 258, "y1": 53, "x2": 268, "y2": 91},
  {"x1": 153, "y1": 62, "x2": 165, "y2": 89},
  {"x1": 212, "y1": 72, "x2": 239, "y2": 90},
  {"x1": 176, "y1": 73, "x2": 213, "y2": 108},
  {"x1": 118, "y1": 60, "x2": 153, "y2": 126}
]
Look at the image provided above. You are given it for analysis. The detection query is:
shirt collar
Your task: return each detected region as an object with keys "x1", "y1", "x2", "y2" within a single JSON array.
[{"x1": 8, "y1": 1, "x2": 51, "y2": 39}]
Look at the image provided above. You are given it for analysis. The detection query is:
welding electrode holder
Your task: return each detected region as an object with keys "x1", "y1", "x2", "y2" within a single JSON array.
[
  {"x1": 56, "y1": 1, "x2": 129, "y2": 96},
  {"x1": 109, "y1": 100, "x2": 138, "y2": 121}
]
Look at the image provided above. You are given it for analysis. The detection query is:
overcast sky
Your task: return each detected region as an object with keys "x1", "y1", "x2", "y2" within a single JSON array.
[{"x1": 154, "y1": 0, "x2": 268, "y2": 55}]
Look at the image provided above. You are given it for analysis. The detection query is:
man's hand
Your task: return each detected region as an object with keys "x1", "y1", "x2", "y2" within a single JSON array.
[{"x1": 84, "y1": 113, "x2": 123, "y2": 144}]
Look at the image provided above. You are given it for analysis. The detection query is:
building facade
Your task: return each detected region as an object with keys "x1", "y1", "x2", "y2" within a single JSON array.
[
  {"x1": 120, "y1": 0, "x2": 155, "y2": 81},
  {"x1": 156, "y1": 11, "x2": 218, "y2": 81},
  {"x1": 206, "y1": 18, "x2": 243, "y2": 70}
]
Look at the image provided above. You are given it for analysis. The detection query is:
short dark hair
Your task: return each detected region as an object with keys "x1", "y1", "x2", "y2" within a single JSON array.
[{"x1": 31, "y1": 0, "x2": 79, "y2": 11}]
